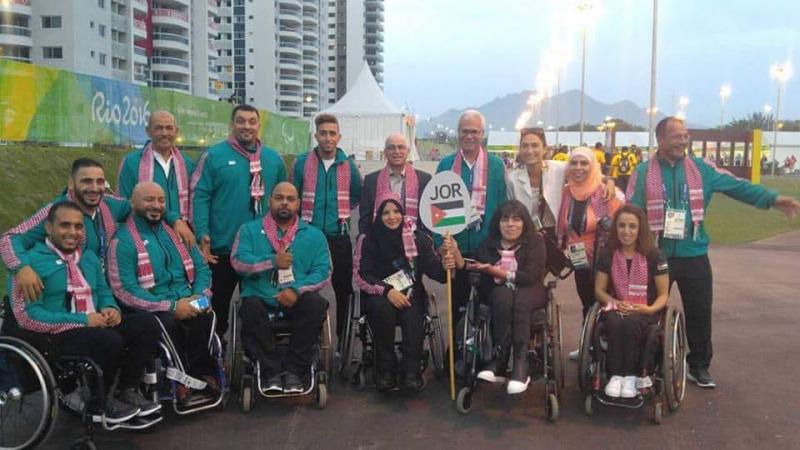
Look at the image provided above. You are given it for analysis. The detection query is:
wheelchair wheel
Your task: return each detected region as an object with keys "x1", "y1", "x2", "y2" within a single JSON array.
[
  {"x1": 456, "y1": 387, "x2": 472, "y2": 414},
  {"x1": 0, "y1": 336, "x2": 58, "y2": 450},
  {"x1": 315, "y1": 383, "x2": 328, "y2": 409},
  {"x1": 338, "y1": 295, "x2": 354, "y2": 377},
  {"x1": 547, "y1": 297, "x2": 565, "y2": 397},
  {"x1": 653, "y1": 401, "x2": 663, "y2": 425},
  {"x1": 663, "y1": 307, "x2": 687, "y2": 412},
  {"x1": 71, "y1": 437, "x2": 97, "y2": 450},
  {"x1": 320, "y1": 313, "x2": 333, "y2": 376},
  {"x1": 231, "y1": 349, "x2": 246, "y2": 393},
  {"x1": 239, "y1": 375, "x2": 254, "y2": 413},
  {"x1": 583, "y1": 394, "x2": 594, "y2": 416},
  {"x1": 546, "y1": 392, "x2": 559, "y2": 422},
  {"x1": 577, "y1": 304, "x2": 600, "y2": 393},
  {"x1": 427, "y1": 320, "x2": 445, "y2": 380}
]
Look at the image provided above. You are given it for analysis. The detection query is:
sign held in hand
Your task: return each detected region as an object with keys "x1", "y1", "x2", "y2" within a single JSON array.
[{"x1": 419, "y1": 171, "x2": 471, "y2": 236}]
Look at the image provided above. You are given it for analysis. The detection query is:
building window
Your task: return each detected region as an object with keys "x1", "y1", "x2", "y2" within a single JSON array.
[
  {"x1": 99, "y1": 53, "x2": 107, "y2": 65},
  {"x1": 99, "y1": 24, "x2": 106, "y2": 37},
  {"x1": 98, "y1": 0, "x2": 105, "y2": 8},
  {"x1": 42, "y1": 47, "x2": 63, "y2": 59},
  {"x1": 41, "y1": 16, "x2": 62, "y2": 29}
]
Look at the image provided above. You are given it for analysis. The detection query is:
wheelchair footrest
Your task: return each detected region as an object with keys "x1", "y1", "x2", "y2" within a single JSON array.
[{"x1": 595, "y1": 393, "x2": 644, "y2": 409}]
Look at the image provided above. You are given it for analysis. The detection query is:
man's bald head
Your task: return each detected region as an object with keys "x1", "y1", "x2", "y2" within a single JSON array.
[
  {"x1": 132, "y1": 181, "x2": 166, "y2": 224},
  {"x1": 270, "y1": 182, "x2": 299, "y2": 223},
  {"x1": 147, "y1": 111, "x2": 179, "y2": 152},
  {"x1": 384, "y1": 133, "x2": 410, "y2": 169}
]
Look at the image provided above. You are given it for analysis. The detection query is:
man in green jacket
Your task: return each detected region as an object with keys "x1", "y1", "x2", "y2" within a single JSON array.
[
  {"x1": 192, "y1": 104, "x2": 287, "y2": 336},
  {"x1": 0, "y1": 158, "x2": 193, "y2": 302},
  {"x1": 629, "y1": 117, "x2": 800, "y2": 388},
  {"x1": 293, "y1": 113, "x2": 361, "y2": 341},
  {"x1": 107, "y1": 182, "x2": 217, "y2": 402},
  {"x1": 7, "y1": 201, "x2": 162, "y2": 424},
  {"x1": 438, "y1": 109, "x2": 508, "y2": 317},
  {"x1": 231, "y1": 182, "x2": 330, "y2": 393},
  {"x1": 117, "y1": 111, "x2": 196, "y2": 221}
]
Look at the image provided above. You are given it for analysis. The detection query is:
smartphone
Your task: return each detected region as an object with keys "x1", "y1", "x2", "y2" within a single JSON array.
[{"x1": 190, "y1": 295, "x2": 210, "y2": 311}]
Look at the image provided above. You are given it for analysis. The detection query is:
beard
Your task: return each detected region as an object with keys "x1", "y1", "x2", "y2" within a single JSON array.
[
  {"x1": 136, "y1": 208, "x2": 163, "y2": 225},
  {"x1": 273, "y1": 209, "x2": 294, "y2": 222}
]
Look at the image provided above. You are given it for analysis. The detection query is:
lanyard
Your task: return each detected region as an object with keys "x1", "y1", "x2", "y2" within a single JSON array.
[{"x1": 567, "y1": 198, "x2": 588, "y2": 235}]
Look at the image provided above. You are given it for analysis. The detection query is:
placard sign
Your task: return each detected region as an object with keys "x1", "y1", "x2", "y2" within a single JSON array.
[{"x1": 419, "y1": 171, "x2": 471, "y2": 236}]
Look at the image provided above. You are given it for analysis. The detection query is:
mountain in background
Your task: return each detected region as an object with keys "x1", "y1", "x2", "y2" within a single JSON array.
[{"x1": 416, "y1": 89, "x2": 704, "y2": 135}]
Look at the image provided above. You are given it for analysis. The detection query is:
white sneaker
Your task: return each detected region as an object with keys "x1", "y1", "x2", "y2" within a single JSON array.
[
  {"x1": 604, "y1": 375, "x2": 623, "y2": 397},
  {"x1": 477, "y1": 369, "x2": 497, "y2": 383},
  {"x1": 636, "y1": 376, "x2": 653, "y2": 390},
  {"x1": 568, "y1": 349, "x2": 580, "y2": 361},
  {"x1": 506, "y1": 377, "x2": 530, "y2": 395},
  {"x1": 621, "y1": 376, "x2": 638, "y2": 398}
]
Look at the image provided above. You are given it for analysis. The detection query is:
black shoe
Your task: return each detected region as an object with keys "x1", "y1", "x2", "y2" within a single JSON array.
[
  {"x1": 400, "y1": 372, "x2": 423, "y2": 392},
  {"x1": 97, "y1": 396, "x2": 140, "y2": 424},
  {"x1": 375, "y1": 371, "x2": 396, "y2": 392},
  {"x1": 283, "y1": 372, "x2": 305, "y2": 394},
  {"x1": 117, "y1": 388, "x2": 162, "y2": 417},
  {"x1": 687, "y1": 368, "x2": 717, "y2": 389},
  {"x1": 262, "y1": 373, "x2": 284, "y2": 393}
]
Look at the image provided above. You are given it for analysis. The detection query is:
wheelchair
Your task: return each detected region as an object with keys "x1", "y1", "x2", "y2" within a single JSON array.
[
  {"x1": 338, "y1": 290, "x2": 446, "y2": 391},
  {"x1": 1, "y1": 296, "x2": 162, "y2": 450},
  {"x1": 453, "y1": 273, "x2": 565, "y2": 421},
  {"x1": 141, "y1": 312, "x2": 228, "y2": 415},
  {"x1": 577, "y1": 302, "x2": 688, "y2": 424},
  {"x1": 229, "y1": 297, "x2": 332, "y2": 412}
]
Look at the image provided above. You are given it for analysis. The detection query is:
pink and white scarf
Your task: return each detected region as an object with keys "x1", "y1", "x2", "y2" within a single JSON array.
[
  {"x1": 45, "y1": 239, "x2": 96, "y2": 314},
  {"x1": 262, "y1": 213, "x2": 299, "y2": 253},
  {"x1": 452, "y1": 147, "x2": 488, "y2": 225},
  {"x1": 301, "y1": 150, "x2": 351, "y2": 233},
  {"x1": 494, "y1": 247, "x2": 518, "y2": 284},
  {"x1": 645, "y1": 155, "x2": 704, "y2": 239},
  {"x1": 138, "y1": 143, "x2": 191, "y2": 220},
  {"x1": 126, "y1": 217, "x2": 195, "y2": 290},
  {"x1": 228, "y1": 137, "x2": 265, "y2": 214},
  {"x1": 610, "y1": 250, "x2": 649, "y2": 305},
  {"x1": 373, "y1": 164, "x2": 419, "y2": 227}
]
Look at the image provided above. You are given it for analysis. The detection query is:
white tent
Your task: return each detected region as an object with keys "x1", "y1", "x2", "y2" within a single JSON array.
[{"x1": 319, "y1": 62, "x2": 418, "y2": 161}]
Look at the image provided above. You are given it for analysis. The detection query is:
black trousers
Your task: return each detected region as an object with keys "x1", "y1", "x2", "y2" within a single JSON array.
[
  {"x1": 668, "y1": 254, "x2": 713, "y2": 370},
  {"x1": 57, "y1": 313, "x2": 159, "y2": 392},
  {"x1": 209, "y1": 254, "x2": 240, "y2": 336},
  {"x1": 327, "y1": 236, "x2": 354, "y2": 340},
  {"x1": 489, "y1": 284, "x2": 548, "y2": 348},
  {"x1": 450, "y1": 252, "x2": 479, "y2": 326},
  {"x1": 154, "y1": 311, "x2": 216, "y2": 378},
  {"x1": 239, "y1": 293, "x2": 328, "y2": 377},
  {"x1": 363, "y1": 292, "x2": 426, "y2": 375},
  {"x1": 603, "y1": 311, "x2": 659, "y2": 377},
  {"x1": 574, "y1": 267, "x2": 596, "y2": 318}
]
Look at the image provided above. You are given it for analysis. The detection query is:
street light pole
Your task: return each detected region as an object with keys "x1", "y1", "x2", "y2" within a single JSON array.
[
  {"x1": 646, "y1": 0, "x2": 659, "y2": 155},
  {"x1": 579, "y1": 25, "x2": 587, "y2": 145},
  {"x1": 555, "y1": 70, "x2": 561, "y2": 147},
  {"x1": 719, "y1": 84, "x2": 731, "y2": 130},
  {"x1": 771, "y1": 83, "x2": 782, "y2": 175}
]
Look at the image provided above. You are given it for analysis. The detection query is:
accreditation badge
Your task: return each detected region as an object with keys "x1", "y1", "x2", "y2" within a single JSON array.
[
  {"x1": 663, "y1": 208, "x2": 687, "y2": 240},
  {"x1": 277, "y1": 268, "x2": 295, "y2": 289},
  {"x1": 383, "y1": 270, "x2": 414, "y2": 293},
  {"x1": 567, "y1": 242, "x2": 590, "y2": 270}
]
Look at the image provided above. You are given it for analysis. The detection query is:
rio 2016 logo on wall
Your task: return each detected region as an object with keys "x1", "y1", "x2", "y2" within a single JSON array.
[{"x1": 91, "y1": 91, "x2": 151, "y2": 127}]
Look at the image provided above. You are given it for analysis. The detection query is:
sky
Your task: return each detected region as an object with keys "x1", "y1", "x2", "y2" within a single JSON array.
[{"x1": 382, "y1": 0, "x2": 800, "y2": 127}]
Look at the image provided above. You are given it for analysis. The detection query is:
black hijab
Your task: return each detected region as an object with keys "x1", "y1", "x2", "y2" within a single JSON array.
[{"x1": 370, "y1": 197, "x2": 407, "y2": 266}]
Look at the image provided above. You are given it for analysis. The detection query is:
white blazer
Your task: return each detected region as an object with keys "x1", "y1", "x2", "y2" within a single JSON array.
[{"x1": 506, "y1": 161, "x2": 567, "y2": 221}]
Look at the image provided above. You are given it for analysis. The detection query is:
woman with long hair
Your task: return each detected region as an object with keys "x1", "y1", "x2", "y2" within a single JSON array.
[
  {"x1": 353, "y1": 194, "x2": 448, "y2": 392},
  {"x1": 594, "y1": 204, "x2": 669, "y2": 398},
  {"x1": 448, "y1": 200, "x2": 547, "y2": 394}
]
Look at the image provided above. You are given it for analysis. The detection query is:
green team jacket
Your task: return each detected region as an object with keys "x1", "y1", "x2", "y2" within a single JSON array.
[
  {"x1": 230, "y1": 218, "x2": 332, "y2": 307},
  {"x1": 292, "y1": 148, "x2": 362, "y2": 237},
  {"x1": 116, "y1": 145, "x2": 197, "y2": 219},
  {"x1": 434, "y1": 152, "x2": 508, "y2": 254},
  {"x1": 629, "y1": 154, "x2": 778, "y2": 258},
  {"x1": 8, "y1": 242, "x2": 117, "y2": 334},
  {"x1": 191, "y1": 140, "x2": 287, "y2": 254},
  {"x1": 106, "y1": 215, "x2": 211, "y2": 313},
  {"x1": 0, "y1": 193, "x2": 132, "y2": 274}
]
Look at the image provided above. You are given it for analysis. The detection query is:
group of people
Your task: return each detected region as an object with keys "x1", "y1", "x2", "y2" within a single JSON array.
[{"x1": 2, "y1": 104, "x2": 799, "y2": 429}]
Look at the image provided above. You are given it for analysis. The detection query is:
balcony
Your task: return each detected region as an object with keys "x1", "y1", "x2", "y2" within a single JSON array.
[
  {"x1": 153, "y1": 32, "x2": 190, "y2": 52},
  {"x1": 279, "y1": 26, "x2": 303, "y2": 41},
  {"x1": 208, "y1": 0, "x2": 219, "y2": 16},
  {"x1": 302, "y1": 69, "x2": 318, "y2": 81},
  {"x1": 279, "y1": 41, "x2": 302, "y2": 57},
  {"x1": 112, "y1": 41, "x2": 129, "y2": 57},
  {"x1": 208, "y1": 20, "x2": 219, "y2": 34},
  {"x1": 133, "y1": 19, "x2": 148, "y2": 38},
  {"x1": 302, "y1": 14, "x2": 318, "y2": 27},
  {"x1": 278, "y1": 0, "x2": 303, "y2": 9},
  {"x1": 0, "y1": 25, "x2": 32, "y2": 48},
  {"x1": 151, "y1": 79, "x2": 190, "y2": 92},
  {"x1": 303, "y1": 59, "x2": 318, "y2": 69},
  {"x1": 151, "y1": 56, "x2": 191, "y2": 75},
  {"x1": 152, "y1": 9, "x2": 190, "y2": 29},
  {"x1": 0, "y1": 0, "x2": 32, "y2": 15},
  {"x1": 132, "y1": 0, "x2": 148, "y2": 14},
  {"x1": 302, "y1": 0, "x2": 318, "y2": 12},
  {"x1": 278, "y1": 9, "x2": 302, "y2": 27}
]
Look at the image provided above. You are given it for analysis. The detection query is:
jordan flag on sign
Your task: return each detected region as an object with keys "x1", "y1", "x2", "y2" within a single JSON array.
[{"x1": 431, "y1": 200, "x2": 466, "y2": 228}]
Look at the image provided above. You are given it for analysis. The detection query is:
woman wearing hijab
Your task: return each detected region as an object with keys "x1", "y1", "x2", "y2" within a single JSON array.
[
  {"x1": 353, "y1": 194, "x2": 449, "y2": 392},
  {"x1": 557, "y1": 147, "x2": 623, "y2": 358},
  {"x1": 594, "y1": 205, "x2": 669, "y2": 398}
]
